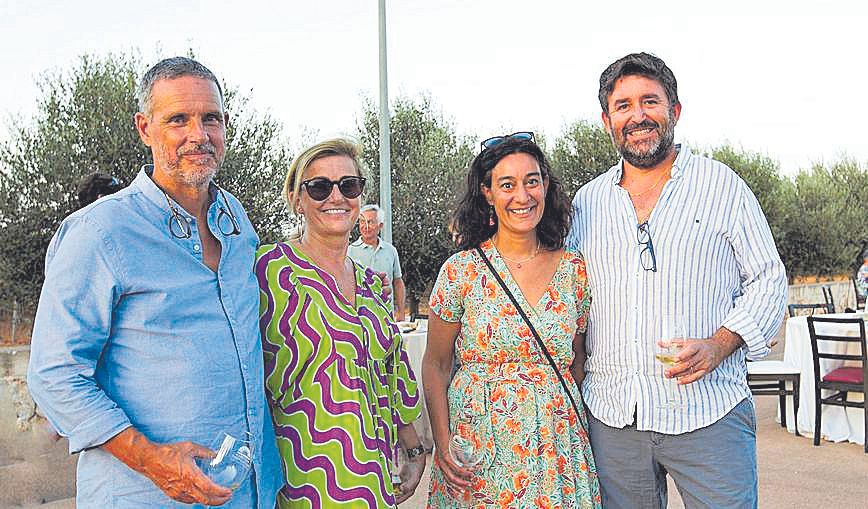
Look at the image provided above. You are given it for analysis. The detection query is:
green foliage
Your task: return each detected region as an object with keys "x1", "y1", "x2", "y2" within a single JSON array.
[
  {"x1": 788, "y1": 160, "x2": 868, "y2": 276},
  {"x1": 357, "y1": 96, "x2": 473, "y2": 311},
  {"x1": 549, "y1": 120, "x2": 619, "y2": 195},
  {"x1": 0, "y1": 53, "x2": 147, "y2": 305},
  {"x1": 0, "y1": 53, "x2": 292, "y2": 306},
  {"x1": 220, "y1": 89, "x2": 292, "y2": 242}
]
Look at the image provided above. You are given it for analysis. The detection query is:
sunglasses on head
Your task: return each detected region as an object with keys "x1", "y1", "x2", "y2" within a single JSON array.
[
  {"x1": 301, "y1": 175, "x2": 366, "y2": 201},
  {"x1": 480, "y1": 131, "x2": 535, "y2": 150}
]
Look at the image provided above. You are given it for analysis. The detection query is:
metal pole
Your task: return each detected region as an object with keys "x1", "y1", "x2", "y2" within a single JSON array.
[{"x1": 378, "y1": 0, "x2": 392, "y2": 243}]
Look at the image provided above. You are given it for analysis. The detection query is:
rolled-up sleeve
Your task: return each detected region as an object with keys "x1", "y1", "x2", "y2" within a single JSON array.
[
  {"x1": 27, "y1": 216, "x2": 131, "y2": 453},
  {"x1": 721, "y1": 182, "x2": 788, "y2": 360}
]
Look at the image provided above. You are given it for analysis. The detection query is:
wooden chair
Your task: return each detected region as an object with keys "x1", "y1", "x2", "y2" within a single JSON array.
[
  {"x1": 788, "y1": 303, "x2": 832, "y2": 318},
  {"x1": 747, "y1": 360, "x2": 800, "y2": 435},
  {"x1": 821, "y1": 286, "x2": 836, "y2": 313},
  {"x1": 806, "y1": 316, "x2": 868, "y2": 453}
]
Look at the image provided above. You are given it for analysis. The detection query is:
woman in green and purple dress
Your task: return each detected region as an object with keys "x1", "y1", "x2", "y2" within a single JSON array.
[{"x1": 255, "y1": 138, "x2": 426, "y2": 508}]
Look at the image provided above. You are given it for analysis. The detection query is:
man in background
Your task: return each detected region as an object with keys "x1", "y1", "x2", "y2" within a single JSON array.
[
  {"x1": 348, "y1": 203, "x2": 407, "y2": 320},
  {"x1": 856, "y1": 250, "x2": 868, "y2": 302},
  {"x1": 76, "y1": 172, "x2": 123, "y2": 207}
]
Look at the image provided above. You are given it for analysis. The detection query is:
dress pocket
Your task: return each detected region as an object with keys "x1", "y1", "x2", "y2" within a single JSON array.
[{"x1": 447, "y1": 369, "x2": 495, "y2": 473}]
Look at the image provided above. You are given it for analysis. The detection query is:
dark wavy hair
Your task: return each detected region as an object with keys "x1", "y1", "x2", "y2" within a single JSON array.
[
  {"x1": 452, "y1": 138, "x2": 571, "y2": 251},
  {"x1": 599, "y1": 52, "x2": 679, "y2": 115}
]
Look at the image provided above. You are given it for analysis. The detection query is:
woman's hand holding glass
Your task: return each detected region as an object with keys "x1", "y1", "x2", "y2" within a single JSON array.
[{"x1": 434, "y1": 418, "x2": 481, "y2": 501}]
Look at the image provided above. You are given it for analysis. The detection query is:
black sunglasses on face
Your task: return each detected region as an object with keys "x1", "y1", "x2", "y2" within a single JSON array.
[
  {"x1": 480, "y1": 131, "x2": 535, "y2": 150},
  {"x1": 301, "y1": 176, "x2": 366, "y2": 201},
  {"x1": 637, "y1": 221, "x2": 657, "y2": 272}
]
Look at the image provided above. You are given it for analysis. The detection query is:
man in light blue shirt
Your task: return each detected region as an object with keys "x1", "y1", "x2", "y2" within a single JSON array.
[
  {"x1": 27, "y1": 57, "x2": 281, "y2": 507},
  {"x1": 568, "y1": 53, "x2": 787, "y2": 508},
  {"x1": 348, "y1": 204, "x2": 406, "y2": 320}
]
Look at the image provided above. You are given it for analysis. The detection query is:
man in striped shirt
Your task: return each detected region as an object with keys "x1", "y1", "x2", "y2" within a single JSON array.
[{"x1": 567, "y1": 53, "x2": 787, "y2": 508}]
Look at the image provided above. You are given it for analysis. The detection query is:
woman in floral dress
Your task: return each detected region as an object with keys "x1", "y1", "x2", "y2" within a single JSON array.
[{"x1": 422, "y1": 133, "x2": 601, "y2": 508}]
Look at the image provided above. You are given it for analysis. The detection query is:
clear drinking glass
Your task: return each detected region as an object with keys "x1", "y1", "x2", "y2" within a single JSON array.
[
  {"x1": 448, "y1": 418, "x2": 484, "y2": 504},
  {"x1": 195, "y1": 431, "x2": 254, "y2": 491},
  {"x1": 655, "y1": 319, "x2": 686, "y2": 409},
  {"x1": 449, "y1": 419, "x2": 483, "y2": 470}
]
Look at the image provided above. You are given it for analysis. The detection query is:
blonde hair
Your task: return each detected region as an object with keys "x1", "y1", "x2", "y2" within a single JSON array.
[{"x1": 283, "y1": 138, "x2": 365, "y2": 239}]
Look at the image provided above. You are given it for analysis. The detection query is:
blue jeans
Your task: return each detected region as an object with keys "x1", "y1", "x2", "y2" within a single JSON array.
[{"x1": 588, "y1": 398, "x2": 757, "y2": 509}]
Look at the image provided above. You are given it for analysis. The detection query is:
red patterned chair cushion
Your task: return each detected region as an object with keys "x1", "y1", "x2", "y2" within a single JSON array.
[{"x1": 822, "y1": 367, "x2": 865, "y2": 385}]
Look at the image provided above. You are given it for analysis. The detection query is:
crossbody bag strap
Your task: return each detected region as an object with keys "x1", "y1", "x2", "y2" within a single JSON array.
[{"x1": 474, "y1": 246, "x2": 582, "y2": 420}]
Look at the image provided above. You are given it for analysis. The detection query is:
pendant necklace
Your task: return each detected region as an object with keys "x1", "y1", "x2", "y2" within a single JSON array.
[
  {"x1": 627, "y1": 169, "x2": 669, "y2": 197},
  {"x1": 498, "y1": 240, "x2": 541, "y2": 269}
]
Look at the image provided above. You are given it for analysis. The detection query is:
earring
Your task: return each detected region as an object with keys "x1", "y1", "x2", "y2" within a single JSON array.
[{"x1": 488, "y1": 206, "x2": 495, "y2": 226}]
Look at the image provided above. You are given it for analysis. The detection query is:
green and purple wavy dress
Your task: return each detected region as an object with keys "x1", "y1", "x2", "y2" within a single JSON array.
[{"x1": 256, "y1": 242, "x2": 421, "y2": 508}]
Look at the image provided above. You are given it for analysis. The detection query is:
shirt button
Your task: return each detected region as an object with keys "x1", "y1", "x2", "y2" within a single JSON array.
[
  {"x1": 242, "y1": 363, "x2": 248, "y2": 370},
  {"x1": 186, "y1": 217, "x2": 192, "y2": 223},
  {"x1": 194, "y1": 244, "x2": 201, "y2": 252}
]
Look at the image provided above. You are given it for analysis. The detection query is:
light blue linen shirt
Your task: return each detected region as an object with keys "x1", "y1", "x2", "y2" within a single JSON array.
[
  {"x1": 27, "y1": 167, "x2": 282, "y2": 508},
  {"x1": 567, "y1": 145, "x2": 788, "y2": 434}
]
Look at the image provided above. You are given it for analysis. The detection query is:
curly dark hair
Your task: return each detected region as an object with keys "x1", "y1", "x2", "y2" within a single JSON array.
[
  {"x1": 598, "y1": 52, "x2": 679, "y2": 115},
  {"x1": 452, "y1": 138, "x2": 571, "y2": 251}
]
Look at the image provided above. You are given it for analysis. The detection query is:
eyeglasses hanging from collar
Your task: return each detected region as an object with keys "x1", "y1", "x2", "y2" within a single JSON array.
[
  {"x1": 637, "y1": 220, "x2": 657, "y2": 272},
  {"x1": 163, "y1": 186, "x2": 241, "y2": 240}
]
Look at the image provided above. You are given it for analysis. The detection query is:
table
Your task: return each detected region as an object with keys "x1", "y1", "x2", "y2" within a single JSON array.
[
  {"x1": 402, "y1": 322, "x2": 433, "y2": 450},
  {"x1": 782, "y1": 312, "x2": 867, "y2": 444}
]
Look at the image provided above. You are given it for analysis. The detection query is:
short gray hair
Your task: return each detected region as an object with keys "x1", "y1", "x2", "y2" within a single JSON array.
[
  {"x1": 360, "y1": 204, "x2": 384, "y2": 223},
  {"x1": 137, "y1": 57, "x2": 223, "y2": 116}
]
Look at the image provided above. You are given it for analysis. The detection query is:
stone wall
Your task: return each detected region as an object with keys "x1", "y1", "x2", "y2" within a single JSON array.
[{"x1": 0, "y1": 347, "x2": 76, "y2": 507}]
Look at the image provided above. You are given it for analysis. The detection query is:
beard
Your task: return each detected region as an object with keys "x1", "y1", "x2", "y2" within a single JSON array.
[
  {"x1": 610, "y1": 111, "x2": 676, "y2": 169},
  {"x1": 154, "y1": 142, "x2": 223, "y2": 189}
]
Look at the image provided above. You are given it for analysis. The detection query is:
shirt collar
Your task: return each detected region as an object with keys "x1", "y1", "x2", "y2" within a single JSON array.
[
  {"x1": 352, "y1": 236, "x2": 381, "y2": 249},
  {"x1": 608, "y1": 143, "x2": 691, "y2": 185}
]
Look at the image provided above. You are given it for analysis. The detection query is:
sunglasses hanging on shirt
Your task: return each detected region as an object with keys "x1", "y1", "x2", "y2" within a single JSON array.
[{"x1": 164, "y1": 186, "x2": 241, "y2": 240}]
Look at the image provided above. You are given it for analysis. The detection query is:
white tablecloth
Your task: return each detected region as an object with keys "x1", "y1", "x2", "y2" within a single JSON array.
[
  {"x1": 402, "y1": 323, "x2": 433, "y2": 450},
  {"x1": 783, "y1": 312, "x2": 867, "y2": 444}
]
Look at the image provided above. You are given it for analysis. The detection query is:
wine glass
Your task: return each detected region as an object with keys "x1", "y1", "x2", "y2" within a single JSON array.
[
  {"x1": 448, "y1": 419, "x2": 482, "y2": 504},
  {"x1": 449, "y1": 419, "x2": 483, "y2": 469},
  {"x1": 195, "y1": 431, "x2": 254, "y2": 491},
  {"x1": 655, "y1": 319, "x2": 686, "y2": 409}
]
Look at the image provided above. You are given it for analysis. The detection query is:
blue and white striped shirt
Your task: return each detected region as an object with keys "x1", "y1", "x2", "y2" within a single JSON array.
[{"x1": 567, "y1": 145, "x2": 787, "y2": 434}]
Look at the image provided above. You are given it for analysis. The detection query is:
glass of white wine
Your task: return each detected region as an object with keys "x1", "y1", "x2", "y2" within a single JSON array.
[
  {"x1": 448, "y1": 418, "x2": 483, "y2": 503},
  {"x1": 655, "y1": 319, "x2": 686, "y2": 409},
  {"x1": 195, "y1": 431, "x2": 254, "y2": 491}
]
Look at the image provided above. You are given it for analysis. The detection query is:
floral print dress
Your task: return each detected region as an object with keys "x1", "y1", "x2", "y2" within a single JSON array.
[{"x1": 426, "y1": 240, "x2": 601, "y2": 509}]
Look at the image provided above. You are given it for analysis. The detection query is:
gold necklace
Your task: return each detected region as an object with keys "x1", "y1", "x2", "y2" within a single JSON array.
[
  {"x1": 496, "y1": 240, "x2": 541, "y2": 269},
  {"x1": 627, "y1": 170, "x2": 669, "y2": 198}
]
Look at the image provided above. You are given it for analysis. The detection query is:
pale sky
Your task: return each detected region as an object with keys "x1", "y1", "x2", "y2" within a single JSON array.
[{"x1": 2, "y1": 0, "x2": 867, "y2": 175}]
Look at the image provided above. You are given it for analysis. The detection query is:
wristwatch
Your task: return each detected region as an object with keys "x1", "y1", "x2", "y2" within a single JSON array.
[{"x1": 405, "y1": 445, "x2": 425, "y2": 460}]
